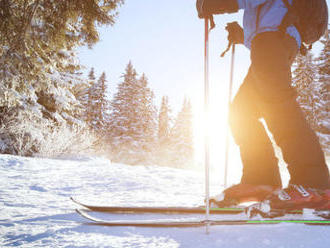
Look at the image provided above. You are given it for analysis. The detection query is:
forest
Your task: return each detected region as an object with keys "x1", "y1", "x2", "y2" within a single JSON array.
[{"x1": 0, "y1": 0, "x2": 328, "y2": 168}]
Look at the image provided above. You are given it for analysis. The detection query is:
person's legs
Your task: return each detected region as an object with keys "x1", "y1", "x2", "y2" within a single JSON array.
[
  {"x1": 250, "y1": 32, "x2": 329, "y2": 189},
  {"x1": 229, "y1": 69, "x2": 282, "y2": 187}
]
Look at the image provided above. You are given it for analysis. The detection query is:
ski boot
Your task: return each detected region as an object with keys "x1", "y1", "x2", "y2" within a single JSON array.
[
  {"x1": 209, "y1": 183, "x2": 279, "y2": 208},
  {"x1": 247, "y1": 184, "x2": 325, "y2": 218}
]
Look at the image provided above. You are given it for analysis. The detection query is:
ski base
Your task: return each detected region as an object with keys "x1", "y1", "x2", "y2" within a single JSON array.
[{"x1": 75, "y1": 209, "x2": 330, "y2": 227}]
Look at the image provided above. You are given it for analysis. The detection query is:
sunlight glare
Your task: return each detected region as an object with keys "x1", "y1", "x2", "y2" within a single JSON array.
[{"x1": 190, "y1": 78, "x2": 243, "y2": 187}]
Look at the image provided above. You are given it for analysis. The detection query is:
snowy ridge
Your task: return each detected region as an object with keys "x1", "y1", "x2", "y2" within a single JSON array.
[{"x1": 1, "y1": 154, "x2": 329, "y2": 247}]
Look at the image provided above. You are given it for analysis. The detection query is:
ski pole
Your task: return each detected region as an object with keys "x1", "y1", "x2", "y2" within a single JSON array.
[
  {"x1": 224, "y1": 44, "x2": 235, "y2": 188},
  {"x1": 204, "y1": 17, "x2": 211, "y2": 233}
]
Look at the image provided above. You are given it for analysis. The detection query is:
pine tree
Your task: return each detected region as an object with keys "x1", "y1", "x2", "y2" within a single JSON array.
[
  {"x1": 0, "y1": 1, "x2": 124, "y2": 155},
  {"x1": 292, "y1": 49, "x2": 329, "y2": 154},
  {"x1": 0, "y1": 0, "x2": 124, "y2": 109},
  {"x1": 292, "y1": 53, "x2": 318, "y2": 128},
  {"x1": 158, "y1": 96, "x2": 172, "y2": 146},
  {"x1": 88, "y1": 68, "x2": 96, "y2": 82},
  {"x1": 315, "y1": 32, "x2": 330, "y2": 154},
  {"x1": 85, "y1": 70, "x2": 111, "y2": 135},
  {"x1": 138, "y1": 74, "x2": 158, "y2": 153},
  {"x1": 109, "y1": 62, "x2": 157, "y2": 164},
  {"x1": 169, "y1": 97, "x2": 194, "y2": 167},
  {"x1": 157, "y1": 96, "x2": 172, "y2": 166},
  {"x1": 94, "y1": 72, "x2": 111, "y2": 134},
  {"x1": 0, "y1": 0, "x2": 124, "y2": 75},
  {"x1": 86, "y1": 68, "x2": 97, "y2": 126}
]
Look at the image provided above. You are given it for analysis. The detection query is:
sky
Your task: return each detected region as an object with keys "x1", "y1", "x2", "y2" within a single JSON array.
[{"x1": 78, "y1": 0, "x2": 329, "y2": 183}]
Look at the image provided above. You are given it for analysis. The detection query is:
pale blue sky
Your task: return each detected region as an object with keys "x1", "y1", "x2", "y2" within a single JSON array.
[{"x1": 78, "y1": 0, "x2": 329, "y2": 184}]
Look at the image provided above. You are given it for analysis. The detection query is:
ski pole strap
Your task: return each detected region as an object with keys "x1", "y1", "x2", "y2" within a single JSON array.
[
  {"x1": 209, "y1": 15, "x2": 215, "y2": 30},
  {"x1": 220, "y1": 40, "x2": 233, "y2": 57}
]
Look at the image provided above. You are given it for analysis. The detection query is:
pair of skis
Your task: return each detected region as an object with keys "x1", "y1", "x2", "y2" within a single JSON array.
[{"x1": 72, "y1": 197, "x2": 330, "y2": 227}]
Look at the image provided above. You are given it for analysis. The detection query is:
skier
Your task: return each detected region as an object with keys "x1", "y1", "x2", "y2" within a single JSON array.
[{"x1": 196, "y1": 0, "x2": 330, "y2": 212}]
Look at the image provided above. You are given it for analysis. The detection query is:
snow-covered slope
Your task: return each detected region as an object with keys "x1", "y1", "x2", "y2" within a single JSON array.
[{"x1": 1, "y1": 154, "x2": 329, "y2": 248}]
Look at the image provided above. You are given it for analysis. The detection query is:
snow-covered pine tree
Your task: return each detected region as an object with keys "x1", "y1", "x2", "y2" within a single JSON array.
[
  {"x1": 292, "y1": 53, "x2": 318, "y2": 127},
  {"x1": 85, "y1": 69, "x2": 110, "y2": 132},
  {"x1": 157, "y1": 96, "x2": 173, "y2": 166},
  {"x1": 109, "y1": 62, "x2": 157, "y2": 165},
  {"x1": 0, "y1": 0, "x2": 123, "y2": 113},
  {"x1": 88, "y1": 68, "x2": 97, "y2": 81},
  {"x1": 168, "y1": 97, "x2": 194, "y2": 168},
  {"x1": 86, "y1": 68, "x2": 97, "y2": 126},
  {"x1": 0, "y1": 0, "x2": 123, "y2": 156},
  {"x1": 292, "y1": 51, "x2": 329, "y2": 154},
  {"x1": 138, "y1": 73, "x2": 158, "y2": 155},
  {"x1": 315, "y1": 32, "x2": 330, "y2": 154},
  {"x1": 158, "y1": 96, "x2": 172, "y2": 146},
  {"x1": 93, "y1": 72, "x2": 111, "y2": 135}
]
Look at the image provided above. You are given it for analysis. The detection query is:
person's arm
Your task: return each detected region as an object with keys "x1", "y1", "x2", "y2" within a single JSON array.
[
  {"x1": 196, "y1": 0, "x2": 270, "y2": 18},
  {"x1": 196, "y1": 0, "x2": 239, "y2": 18}
]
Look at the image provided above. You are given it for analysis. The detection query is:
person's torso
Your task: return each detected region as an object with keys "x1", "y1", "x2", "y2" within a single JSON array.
[{"x1": 237, "y1": 0, "x2": 301, "y2": 49}]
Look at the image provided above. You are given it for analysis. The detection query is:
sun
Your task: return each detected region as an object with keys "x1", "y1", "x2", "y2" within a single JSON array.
[{"x1": 189, "y1": 80, "x2": 243, "y2": 187}]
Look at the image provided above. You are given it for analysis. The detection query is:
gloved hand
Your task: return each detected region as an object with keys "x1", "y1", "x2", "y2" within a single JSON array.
[
  {"x1": 196, "y1": 0, "x2": 239, "y2": 19},
  {"x1": 220, "y1": 22, "x2": 244, "y2": 57},
  {"x1": 226, "y1": 21, "x2": 244, "y2": 44}
]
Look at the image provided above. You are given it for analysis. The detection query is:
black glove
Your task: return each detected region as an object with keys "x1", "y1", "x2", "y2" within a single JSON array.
[
  {"x1": 196, "y1": 0, "x2": 239, "y2": 19},
  {"x1": 220, "y1": 22, "x2": 244, "y2": 57},
  {"x1": 226, "y1": 21, "x2": 244, "y2": 44}
]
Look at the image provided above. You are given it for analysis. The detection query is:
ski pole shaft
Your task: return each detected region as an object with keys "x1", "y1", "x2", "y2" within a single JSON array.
[
  {"x1": 204, "y1": 17, "x2": 210, "y2": 233},
  {"x1": 224, "y1": 44, "x2": 235, "y2": 188}
]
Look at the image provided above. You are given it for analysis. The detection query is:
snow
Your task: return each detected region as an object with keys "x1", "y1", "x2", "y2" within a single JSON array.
[{"x1": 1, "y1": 154, "x2": 329, "y2": 248}]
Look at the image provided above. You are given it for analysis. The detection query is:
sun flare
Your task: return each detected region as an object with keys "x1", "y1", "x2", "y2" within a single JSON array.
[{"x1": 190, "y1": 79, "x2": 243, "y2": 186}]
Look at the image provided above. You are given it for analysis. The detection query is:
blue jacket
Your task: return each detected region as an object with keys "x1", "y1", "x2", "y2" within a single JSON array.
[{"x1": 237, "y1": 0, "x2": 301, "y2": 49}]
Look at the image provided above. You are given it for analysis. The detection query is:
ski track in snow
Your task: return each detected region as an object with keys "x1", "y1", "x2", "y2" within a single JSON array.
[{"x1": 0, "y1": 154, "x2": 329, "y2": 248}]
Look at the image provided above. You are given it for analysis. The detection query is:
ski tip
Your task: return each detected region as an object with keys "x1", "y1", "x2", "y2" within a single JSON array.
[
  {"x1": 71, "y1": 197, "x2": 84, "y2": 207},
  {"x1": 76, "y1": 208, "x2": 86, "y2": 215},
  {"x1": 70, "y1": 197, "x2": 79, "y2": 204}
]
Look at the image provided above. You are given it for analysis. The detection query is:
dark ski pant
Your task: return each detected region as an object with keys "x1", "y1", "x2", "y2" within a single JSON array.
[{"x1": 229, "y1": 32, "x2": 329, "y2": 189}]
